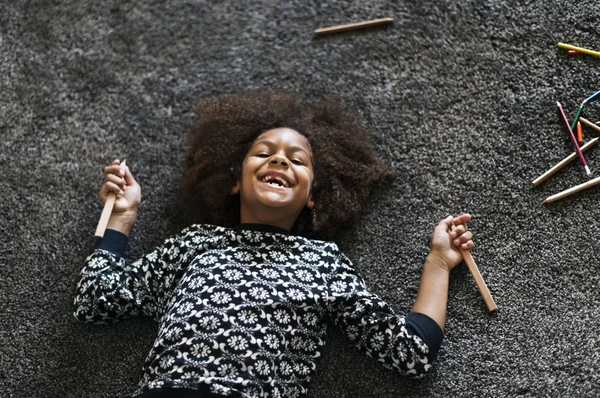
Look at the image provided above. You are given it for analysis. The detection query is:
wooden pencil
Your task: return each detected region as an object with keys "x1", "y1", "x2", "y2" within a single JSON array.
[
  {"x1": 453, "y1": 223, "x2": 496, "y2": 312},
  {"x1": 580, "y1": 117, "x2": 600, "y2": 133},
  {"x1": 542, "y1": 175, "x2": 600, "y2": 204},
  {"x1": 314, "y1": 17, "x2": 394, "y2": 36},
  {"x1": 461, "y1": 248, "x2": 497, "y2": 312},
  {"x1": 94, "y1": 160, "x2": 126, "y2": 238},
  {"x1": 531, "y1": 137, "x2": 599, "y2": 187}
]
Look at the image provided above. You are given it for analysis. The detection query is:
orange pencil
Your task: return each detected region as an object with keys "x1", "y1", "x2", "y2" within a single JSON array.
[{"x1": 577, "y1": 121, "x2": 583, "y2": 144}]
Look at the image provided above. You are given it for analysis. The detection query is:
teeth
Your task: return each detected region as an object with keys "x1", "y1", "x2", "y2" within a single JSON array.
[{"x1": 262, "y1": 175, "x2": 289, "y2": 187}]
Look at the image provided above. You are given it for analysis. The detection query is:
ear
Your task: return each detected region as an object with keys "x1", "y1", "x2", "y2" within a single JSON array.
[
  {"x1": 306, "y1": 194, "x2": 314, "y2": 210},
  {"x1": 231, "y1": 181, "x2": 240, "y2": 195}
]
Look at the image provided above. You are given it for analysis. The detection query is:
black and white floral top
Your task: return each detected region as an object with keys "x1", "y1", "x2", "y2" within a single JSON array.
[{"x1": 73, "y1": 224, "x2": 443, "y2": 398}]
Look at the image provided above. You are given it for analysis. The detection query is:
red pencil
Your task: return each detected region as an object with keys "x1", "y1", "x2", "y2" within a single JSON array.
[{"x1": 557, "y1": 102, "x2": 591, "y2": 176}]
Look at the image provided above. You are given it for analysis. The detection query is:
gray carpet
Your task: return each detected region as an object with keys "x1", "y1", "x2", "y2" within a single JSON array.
[{"x1": 2, "y1": 0, "x2": 600, "y2": 397}]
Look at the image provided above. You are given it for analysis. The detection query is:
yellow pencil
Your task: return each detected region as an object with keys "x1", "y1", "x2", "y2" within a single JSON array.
[
  {"x1": 314, "y1": 17, "x2": 394, "y2": 36},
  {"x1": 557, "y1": 42, "x2": 600, "y2": 57}
]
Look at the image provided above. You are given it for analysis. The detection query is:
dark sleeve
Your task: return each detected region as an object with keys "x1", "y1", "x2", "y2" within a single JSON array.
[
  {"x1": 406, "y1": 312, "x2": 444, "y2": 360},
  {"x1": 94, "y1": 228, "x2": 128, "y2": 258}
]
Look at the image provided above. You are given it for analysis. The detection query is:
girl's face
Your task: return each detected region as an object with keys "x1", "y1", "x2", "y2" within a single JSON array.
[{"x1": 232, "y1": 127, "x2": 314, "y2": 230}]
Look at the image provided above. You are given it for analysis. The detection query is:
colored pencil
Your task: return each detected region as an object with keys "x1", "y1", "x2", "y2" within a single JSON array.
[
  {"x1": 584, "y1": 89, "x2": 600, "y2": 104},
  {"x1": 94, "y1": 160, "x2": 126, "y2": 238},
  {"x1": 577, "y1": 121, "x2": 583, "y2": 144},
  {"x1": 570, "y1": 102, "x2": 585, "y2": 131},
  {"x1": 580, "y1": 117, "x2": 600, "y2": 133},
  {"x1": 531, "y1": 137, "x2": 599, "y2": 187},
  {"x1": 557, "y1": 102, "x2": 591, "y2": 176},
  {"x1": 542, "y1": 175, "x2": 600, "y2": 204},
  {"x1": 557, "y1": 42, "x2": 600, "y2": 57},
  {"x1": 453, "y1": 224, "x2": 496, "y2": 312},
  {"x1": 314, "y1": 17, "x2": 394, "y2": 36}
]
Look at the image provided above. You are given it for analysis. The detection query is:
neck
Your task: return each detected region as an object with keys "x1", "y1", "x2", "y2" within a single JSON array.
[{"x1": 239, "y1": 208, "x2": 299, "y2": 231}]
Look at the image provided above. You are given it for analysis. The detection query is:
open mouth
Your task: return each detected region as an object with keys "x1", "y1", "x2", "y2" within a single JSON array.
[{"x1": 259, "y1": 174, "x2": 291, "y2": 188}]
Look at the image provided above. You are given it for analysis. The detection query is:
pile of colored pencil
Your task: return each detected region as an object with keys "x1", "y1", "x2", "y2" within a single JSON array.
[{"x1": 533, "y1": 83, "x2": 600, "y2": 203}]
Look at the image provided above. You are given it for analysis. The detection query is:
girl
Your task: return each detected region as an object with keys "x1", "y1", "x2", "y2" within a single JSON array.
[{"x1": 74, "y1": 91, "x2": 474, "y2": 398}]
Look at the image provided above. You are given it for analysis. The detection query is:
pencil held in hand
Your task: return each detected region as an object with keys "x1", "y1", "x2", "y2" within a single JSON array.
[
  {"x1": 95, "y1": 160, "x2": 126, "y2": 238},
  {"x1": 460, "y1": 247, "x2": 497, "y2": 312},
  {"x1": 454, "y1": 224, "x2": 497, "y2": 312}
]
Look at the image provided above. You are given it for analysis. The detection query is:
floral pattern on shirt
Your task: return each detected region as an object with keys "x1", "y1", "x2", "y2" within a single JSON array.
[{"x1": 74, "y1": 224, "x2": 436, "y2": 398}]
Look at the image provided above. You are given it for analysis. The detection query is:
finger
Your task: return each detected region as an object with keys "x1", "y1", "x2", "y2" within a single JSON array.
[
  {"x1": 452, "y1": 214, "x2": 471, "y2": 226},
  {"x1": 450, "y1": 224, "x2": 467, "y2": 238},
  {"x1": 122, "y1": 165, "x2": 137, "y2": 186},
  {"x1": 105, "y1": 173, "x2": 126, "y2": 189},
  {"x1": 435, "y1": 216, "x2": 454, "y2": 234},
  {"x1": 104, "y1": 181, "x2": 125, "y2": 196},
  {"x1": 453, "y1": 231, "x2": 473, "y2": 247},
  {"x1": 460, "y1": 241, "x2": 474, "y2": 250},
  {"x1": 104, "y1": 164, "x2": 126, "y2": 178}
]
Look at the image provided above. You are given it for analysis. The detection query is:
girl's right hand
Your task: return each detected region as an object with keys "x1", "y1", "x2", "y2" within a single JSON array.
[
  {"x1": 99, "y1": 159, "x2": 142, "y2": 217},
  {"x1": 427, "y1": 214, "x2": 473, "y2": 273}
]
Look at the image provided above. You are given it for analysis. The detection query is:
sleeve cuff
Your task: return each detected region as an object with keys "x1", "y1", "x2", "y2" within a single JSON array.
[
  {"x1": 95, "y1": 229, "x2": 128, "y2": 258},
  {"x1": 406, "y1": 312, "x2": 444, "y2": 359}
]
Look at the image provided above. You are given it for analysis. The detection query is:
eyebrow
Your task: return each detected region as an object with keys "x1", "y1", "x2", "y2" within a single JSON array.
[{"x1": 253, "y1": 140, "x2": 312, "y2": 157}]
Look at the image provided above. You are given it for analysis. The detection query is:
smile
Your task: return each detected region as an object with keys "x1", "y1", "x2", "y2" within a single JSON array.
[{"x1": 259, "y1": 175, "x2": 290, "y2": 188}]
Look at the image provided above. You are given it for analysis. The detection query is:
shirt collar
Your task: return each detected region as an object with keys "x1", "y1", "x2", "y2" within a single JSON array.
[{"x1": 234, "y1": 223, "x2": 290, "y2": 235}]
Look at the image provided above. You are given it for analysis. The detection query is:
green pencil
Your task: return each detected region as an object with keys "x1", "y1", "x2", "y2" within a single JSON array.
[{"x1": 570, "y1": 102, "x2": 585, "y2": 132}]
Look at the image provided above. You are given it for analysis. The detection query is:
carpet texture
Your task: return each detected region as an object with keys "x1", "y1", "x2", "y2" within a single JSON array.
[{"x1": 2, "y1": 0, "x2": 600, "y2": 397}]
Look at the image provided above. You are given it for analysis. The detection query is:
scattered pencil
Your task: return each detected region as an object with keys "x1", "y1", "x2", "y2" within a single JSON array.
[
  {"x1": 531, "y1": 137, "x2": 599, "y2": 187},
  {"x1": 568, "y1": 50, "x2": 578, "y2": 55},
  {"x1": 557, "y1": 102, "x2": 591, "y2": 176},
  {"x1": 584, "y1": 89, "x2": 600, "y2": 104},
  {"x1": 558, "y1": 42, "x2": 600, "y2": 57},
  {"x1": 577, "y1": 121, "x2": 584, "y2": 144},
  {"x1": 453, "y1": 224, "x2": 496, "y2": 312},
  {"x1": 570, "y1": 102, "x2": 585, "y2": 131},
  {"x1": 94, "y1": 160, "x2": 126, "y2": 238},
  {"x1": 314, "y1": 17, "x2": 394, "y2": 36},
  {"x1": 542, "y1": 175, "x2": 600, "y2": 204},
  {"x1": 580, "y1": 117, "x2": 600, "y2": 133}
]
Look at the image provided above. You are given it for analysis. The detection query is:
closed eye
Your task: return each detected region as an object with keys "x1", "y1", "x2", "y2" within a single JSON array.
[
  {"x1": 291, "y1": 159, "x2": 304, "y2": 165},
  {"x1": 255, "y1": 153, "x2": 270, "y2": 158}
]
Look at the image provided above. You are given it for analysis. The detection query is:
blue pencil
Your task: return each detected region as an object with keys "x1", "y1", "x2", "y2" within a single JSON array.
[{"x1": 584, "y1": 89, "x2": 600, "y2": 104}]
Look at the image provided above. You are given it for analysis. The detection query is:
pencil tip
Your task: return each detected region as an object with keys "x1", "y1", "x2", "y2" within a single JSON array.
[
  {"x1": 542, "y1": 199, "x2": 548, "y2": 204},
  {"x1": 556, "y1": 101, "x2": 561, "y2": 107}
]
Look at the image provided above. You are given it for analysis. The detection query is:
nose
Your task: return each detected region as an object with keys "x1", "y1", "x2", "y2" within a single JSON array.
[{"x1": 270, "y1": 155, "x2": 288, "y2": 167}]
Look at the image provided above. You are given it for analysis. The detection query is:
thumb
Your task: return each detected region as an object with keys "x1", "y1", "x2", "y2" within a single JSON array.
[
  {"x1": 436, "y1": 216, "x2": 453, "y2": 233},
  {"x1": 122, "y1": 165, "x2": 137, "y2": 186}
]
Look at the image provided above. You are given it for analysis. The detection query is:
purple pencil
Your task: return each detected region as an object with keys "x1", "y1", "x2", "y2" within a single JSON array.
[{"x1": 557, "y1": 102, "x2": 591, "y2": 176}]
